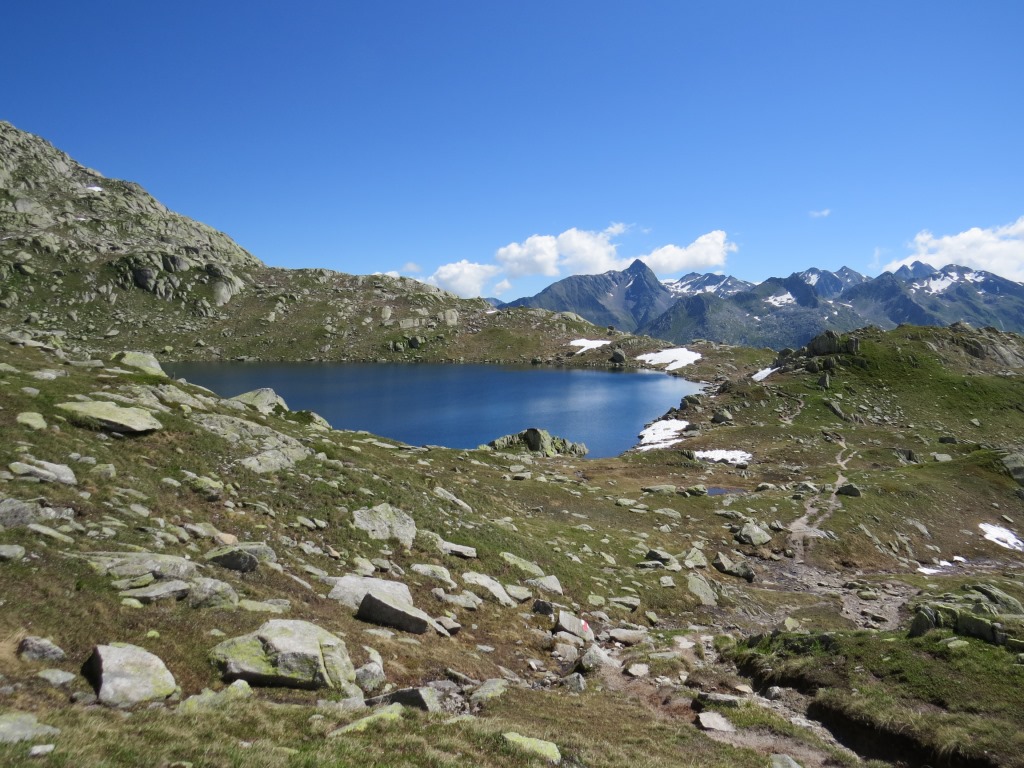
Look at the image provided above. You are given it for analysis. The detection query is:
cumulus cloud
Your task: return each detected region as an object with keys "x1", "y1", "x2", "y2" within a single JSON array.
[
  {"x1": 492, "y1": 278, "x2": 512, "y2": 296},
  {"x1": 883, "y1": 216, "x2": 1024, "y2": 282},
  {"x1": 494, "y1": 223, "x2": 735, "y2": 280},
  {"x1": 495, "y1": 234, "x2": 559, "y2": 278},
  {"x1": 401, "y1": 261, "x2": 422, "y2": 274},
  {"x1": 555, "y1": 225, "x2": 624, "y2": 273},
  {"x1": 809, "y1": 208, "x2": 831, "y2": 218},
  {"x1": 427, "y1": 260, "x2": 501, "y2": 297},
  {"x1": 642, "y1": 230, "x2": 736, "y2": 273}
]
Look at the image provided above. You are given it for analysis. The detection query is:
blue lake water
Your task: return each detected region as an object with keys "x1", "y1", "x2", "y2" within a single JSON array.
[{"x1": 166, "y1": 362, "x2": 702, "y2": 458}]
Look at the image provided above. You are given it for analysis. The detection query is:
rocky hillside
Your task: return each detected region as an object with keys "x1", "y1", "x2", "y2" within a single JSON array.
[
  {"x1": 0, "y1": 122, "x2": 675, "y2": 368},
  {"x1": 1, "y1": 323, "x2": 1023, "y2": 767}
]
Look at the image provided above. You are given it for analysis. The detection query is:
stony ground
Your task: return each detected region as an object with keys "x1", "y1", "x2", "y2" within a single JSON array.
[{"x1": 0, "y1": 324, "x2": 1022, "y2": 767}]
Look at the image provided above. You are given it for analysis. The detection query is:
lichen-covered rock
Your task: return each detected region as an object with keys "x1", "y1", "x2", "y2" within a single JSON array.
[
  {"x1": 17, "y1": 636, "x2": 66, "y2": 662},
  {"x1": 352, "y1": 503, "x2": 416, "y2": 549},
  {"x1": 230, "y1": 388, "x2": 288, "y2": 414},
  {"x1": 83, "y1": 643, "x2": 177, "y2": 706},
  {"x1": 0, "y1": 712, "x2": 60, "y2": 743},
  {"x1": 503, "y1": 732, "x2": 561, "y2": 764},
  {"x1": 187, "y1": 577, "x2": 239, "y2": 609},
  {"x1": 487, "y1": 428, "x2": 587, "y2": 457},
  {"x1": 209, "y1": 619, "x2": 357, "y2": 692},
  {"x1": 355, "y1": 591, "x2": 447, "y2": 636},
  {"x1": 111, "y1": 351, "x2": 167, "y2": 377},
  {"x1": 56, "y1": 401, "x2": 162, "y2": 433}
]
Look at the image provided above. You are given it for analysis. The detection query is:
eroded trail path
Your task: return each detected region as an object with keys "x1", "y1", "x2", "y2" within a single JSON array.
[
  {"x1": 597, "y1": 633, "x2": 864, "y2": 767},
  {"x1": 786, "y1": 442, "x2": 849, "y2": 564}
]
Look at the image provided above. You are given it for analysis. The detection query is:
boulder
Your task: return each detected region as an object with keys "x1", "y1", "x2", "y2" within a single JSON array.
[
  {"x1": 187, "y1": 577, "x2": 239, "y2": 609},
  {"x1": 178, "y1": 680, "x2": 253, "y2": 714},
  {"x1": 556, "y1": 610, "x2": 595, "y2": 642},
  {"x1": 713, "y1": 552, "x2": 755, "y2": 582},
  {"x1": 327, "y1": 575, "x2": 414, "y2": 610},
  {"x1": 230, "y1": 388, "x2": 288, "y2": 414},
  {"x1": 463, "y1": 572, "x2": 517, "y2": 607},
  {"x1": 410, "y1": 563, "x2": 457, "y2": 590},
  {"x1": 15, "y1": 412, "x2": 46, "y2": 430},
  {"x1": 488, "y1": 428, "x2": 587, "y2": 457},
  {"x1": 526, "y1": 575, "x2": 563, "y2": 595},
  {"x1": 57, "y1": 401, "x2": 162, "y2": 433},
  {"x1": 8, "y1": 460, "x2": 77, "y2": 485},
  {"x1": 118, "y1": 579, "x2": 191, "y2": 604},
  {"x1": 503, "y1": 732, "x2": 561, "y2": 764},
  {"x1": 687, "y1": 573, "x2": 718, "y2": 606},
  {"x1": 469, "y1": 678, "x2": 509, "y2": 706},
  {"x1": 352, "y1": 503, "x2": 416, "y2": 549},
  {"x1": 210, "y1": 619, "x2": 357, "y2": 691},
  {"x1": 111, "y1": 351, "x2": 167, "y2": 377},
  {"x1": 0, "y1": 712, "x2": 60, "y2": 743},
  {"x1": 17, "y1": 636, "x2": 66, "y2": 662},
  {"x1": 736, "y1": 522, "x2": 772, "y2": 547},
  {"x1": 501, "y1": 551, "x2": 545, "y2": 578},
  {"x1": 204, "y1": 545, "x2": 259, "y2": 573},
  {"x1": 83, "y1": 643, "x2": 177, "y2": 706},
  {"x1": 356, "y1": 591, "x2": 447, "y2": 636}
]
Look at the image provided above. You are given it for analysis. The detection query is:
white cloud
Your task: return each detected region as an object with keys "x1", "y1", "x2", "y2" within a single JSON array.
[
  {"x1": 492, "y1": 279, "x2": 512, "y2": 296},
  {"x1": 809, "y1": 208, "x2": 831, "y2": 218},
  {"x1": 555, "y1": 225, "x2": 625, "y2": 273},
  {"x1": 401, "y1": 261, "x2": 422, "y2": 274},
  {"x1": 495, "y1": 234, "x2": 559, "y2": 278},
  {"x1": 641, "y1": 230, "x2": 736, "y2": 273},
  {"x1": 427, "y1": 260, "x2": 501, "y2": 297},
  {"x1": 493, "y1": 223, "x2": 734, "y2": 280},
  {"x1": 883, "y1": 216, "x2": 1024, "y2": 282}
]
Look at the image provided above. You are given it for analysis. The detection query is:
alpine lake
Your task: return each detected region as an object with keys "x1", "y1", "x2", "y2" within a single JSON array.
[{"x1": 166, "y1": 362, "x2": 703, "y2": 458}]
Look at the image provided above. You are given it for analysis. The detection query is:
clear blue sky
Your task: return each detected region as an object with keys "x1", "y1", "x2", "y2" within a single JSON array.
[{"x1": 5, "y1": 1, "x2": 1023, "y2": 297}]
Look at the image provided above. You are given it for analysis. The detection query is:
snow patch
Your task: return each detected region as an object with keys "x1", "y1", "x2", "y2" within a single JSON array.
[
  {"x1": 636, "y1": 419, "x2": 690, "y2": 451},
  {"x1": 637, "y1": 347, "x2": 702, "y2": 370},
  {"x1": 980, "y1": 523, "x2": 1024, "y2": 552},
  {"x1": 765, "y1": 292, "x2": 796, "y2": 307},
  {"x1": 694, "y1": 449, "x2": 752, "y2": 465},
  {"x1": 569, "y1": 339, "x2": 612, "y2": 354},
  {"x1": 751, "y1": 367, "x2": 778, "y2": 382},
  {"x1": 84, "y1": 185, "x2": 103, "y2": 193},
  {"x1": 917, "y1": 567, "x2": 941, "y2": 575},
  {"x1": 803, "y1": 272, "x2": 820, "y2": 286}
]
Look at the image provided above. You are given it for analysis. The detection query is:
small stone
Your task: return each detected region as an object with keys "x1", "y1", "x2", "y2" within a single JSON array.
[{"x1": 502, "y1": 732, "x2": 561, "y2": 764}]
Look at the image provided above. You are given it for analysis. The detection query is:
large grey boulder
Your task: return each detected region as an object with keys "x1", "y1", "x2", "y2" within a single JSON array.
[
  {"x1": 0, "y1": 497, "x2": 74, "y2": 528},
  {"x1": 736, "y1": 522, "x2": 772, "y2": 547},
  {"x1": 87, "y1": 552, "x2": 199, "y2": 581},
  {"x1": 83, "y1": 643, "x2": 177, "y2": 706},
  {"x1": 210, "y1": 619, "x2": 357, "y2": 692},
  {"x1": 463, "y1": 572, "x2": 516, "y2": 607},
  {"x1": 191, "y1": 414, "x2": 311, "y2": 473},
  {"x1": 488, "y1": 427, "x2": 587, "y2": 457},
  {"x1": 230, "y1": 388, "x2": 288, "y2": 414},
  {"x1": 501, "y1": 551, "x2": 545, "y2": 578},
  {"x1": 713, "y1": 552, "x2": 755, "y2": 582},
  {"x1": 57, "y1": 401, "x2": 163, "y2": 433},
  {"x1": 355, "y1": 591, "x2": 448, "y2": 636},
  {"x1": 352, "y1": 503, "x2": 416, "y2": 549},
  {"x1": 187, "y1": 577, "x2": 239, "y2": 609},
  {"x1": 556, "y1": 610, "x2": 595, "y2": 642},
  {"x1": 17, "y1": 636, "x2": 66, "y2": 662},
  {"x1": 687, "y1": 573, "x2": 718, "y2": 606},
  {"x1": 111, "y1": 351, "x2": 167, "y2": 377},
  {"x1": 327, "y1": 575, "x2": 414, "y2": 610},
  {"x1": 204, "y1": 546, "x2": 259, "y2": 573},
  {"x1": 8, "y1": 460, "x2": 77, "y2": 485}
]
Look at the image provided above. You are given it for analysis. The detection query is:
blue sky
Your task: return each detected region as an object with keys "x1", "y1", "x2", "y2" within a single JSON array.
[{"x1": 5, "y1": 1, "x2": 1023, "y2": 297}]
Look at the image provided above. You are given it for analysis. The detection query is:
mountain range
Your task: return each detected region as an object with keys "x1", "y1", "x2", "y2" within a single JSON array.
[{"x1": 503, "y1": 259, "x2": 1024, "y2": 349}]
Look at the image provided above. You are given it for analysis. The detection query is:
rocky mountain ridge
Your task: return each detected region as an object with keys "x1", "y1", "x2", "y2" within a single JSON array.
[
  {"x1": 0, "y1": 121, "x2": 675, "y2": 368},
  {"x1": 504, "y1": 259, "x2": 1024, "y2": 349}
]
